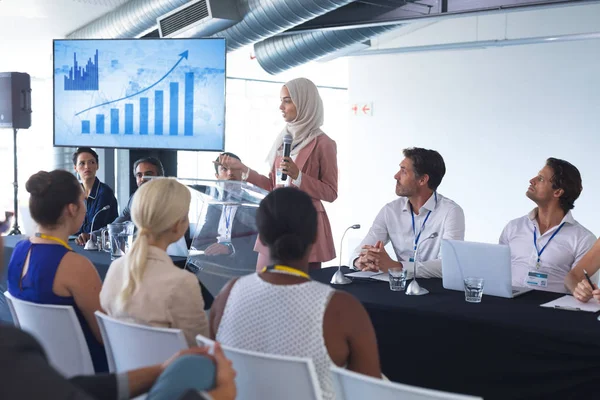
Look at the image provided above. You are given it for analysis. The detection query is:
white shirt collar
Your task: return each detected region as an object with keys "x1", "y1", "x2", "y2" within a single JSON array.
[
  {"x1": 402, "y1": 192, "x2": 437, "y2": 214},
  {"x1": 527, "y1": 208, "x2": 576, "y2": 227}
]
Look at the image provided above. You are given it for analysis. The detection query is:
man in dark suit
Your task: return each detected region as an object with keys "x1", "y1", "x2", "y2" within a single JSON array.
[
  {"x1": 187, "y1": 153, "x2": 259, "y2": 296},
  {"x1": 0, "y1": 216, "x2": 236, "y2": 400}
]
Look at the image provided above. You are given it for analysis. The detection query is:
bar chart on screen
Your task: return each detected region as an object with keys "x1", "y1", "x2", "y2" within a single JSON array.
[{"x1": 53, "y1": 39, "x2": 226, "y2": 151}]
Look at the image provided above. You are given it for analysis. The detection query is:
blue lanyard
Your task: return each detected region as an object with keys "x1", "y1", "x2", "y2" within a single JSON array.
[
  {"x1": 533, "y1": 222, "x2": 566, "y2": 266},
  {"x1": 224, "y1": 206, "x2": 234, "y2": 235},
  {"x1": 410, "y1": 192, "x2": 437, "y2": 254}
]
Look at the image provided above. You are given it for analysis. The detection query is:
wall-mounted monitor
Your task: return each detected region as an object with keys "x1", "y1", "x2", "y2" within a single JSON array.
[{"x1": 53, "y1": 38, "x2": 226, "y2": 151}]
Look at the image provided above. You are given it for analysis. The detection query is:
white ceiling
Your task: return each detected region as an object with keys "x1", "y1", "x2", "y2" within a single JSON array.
[{"x1": 0, "y1": 0, "x2": 129, "y2": 77}]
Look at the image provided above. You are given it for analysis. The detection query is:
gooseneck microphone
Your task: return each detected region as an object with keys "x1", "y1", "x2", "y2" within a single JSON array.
[
  {"x1": 330, "y1": 224, "x2": 361, "y2": 285},
  {"x1": 281, "y1": 134, "x2": 293, "y2": 181},
  {"x1": 90, "y1": 205, "x2": 111, "y2": 233},
  {"x1": 84, "y1": 205, "x2": 111, "y2": 250},
  {"x1": 406, "y1": 232, "x2": 439, "y2": 296}
]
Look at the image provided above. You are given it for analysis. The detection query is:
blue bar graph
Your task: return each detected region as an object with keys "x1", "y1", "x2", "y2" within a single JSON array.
[
  {"x1": 64, "y1": 50, "x2": 99, "y2": 91},
  {"x1": 184, "y1": 72, "x2": 194, "y2": 136},
  {"x1": 155, "y1": 91, "x2": 163, "y2": 136},
  {"x1": 169, "y1": 82, "x2": 179, "y2": 136},
  {"x1": 78, "y1": 67, "x2": 197, "y2": 136},
  {"x1": 125, "y1": 104, "x2": 133, "y2": 135},
  {"x1": 111, "y1": 109, "x2": 119, "y2": 134},
  {"x1": 140, "y1": 98, "x2": 148, "y2": 135},
  {"x1": 96, "y1": 115, "x2": 104, "y2": 134}
]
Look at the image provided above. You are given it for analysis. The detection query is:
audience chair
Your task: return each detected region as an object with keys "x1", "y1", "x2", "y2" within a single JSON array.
[
  {"x1": 95, "y1": 311, "x2": 188, "y2": 373},
  {"x1": 330, "y1": 365, "x2": 483, "y2": 400},
  {"x1": 4, "y1": 291, "x2": 94, "y2": 377},
  {"x1": 4, "y1": 291, "x2": 19, "y2": 327},
  {"x1": 196, "y1": 334, "x2": 323, "y2": 400}
]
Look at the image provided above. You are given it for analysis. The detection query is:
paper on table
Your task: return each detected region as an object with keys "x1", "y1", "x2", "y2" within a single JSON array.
[
  {"x1": 540, "y1": 295, "x2": 600, "y2": 312},
  {"x1": 345, "y1": 271, "x2": 383, "y2": 278},
  {"x1": 370, "y1": 273, "x2": 390, "y2": 282}
]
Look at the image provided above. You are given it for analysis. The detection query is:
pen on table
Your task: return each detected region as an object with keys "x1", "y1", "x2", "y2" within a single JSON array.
[
  {"x1": 554, "y1": 305, "x2": 581, "y2": 311},
  {"x1": 583, "y1": 269, "x2": 595, "y2": 290}
]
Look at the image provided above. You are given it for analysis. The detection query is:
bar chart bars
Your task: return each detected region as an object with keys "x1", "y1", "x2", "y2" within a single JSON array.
[
  {"x1": 65, "y1": 50, "x2": 99, "y2": 91},
  {"x1": 80, "y1": 72, "x2": 195, "y2": 136}
]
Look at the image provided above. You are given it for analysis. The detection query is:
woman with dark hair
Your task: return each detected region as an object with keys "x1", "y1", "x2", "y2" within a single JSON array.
[
  {"x1": 218, "y1": 77, "x2": 338, "y2": 271},
  {"x1": 7, "y1": 170, "x2": 108, "y2": 372},
  {"x1": 210, "y1": 187, "x2": 381, "y2": 400}
]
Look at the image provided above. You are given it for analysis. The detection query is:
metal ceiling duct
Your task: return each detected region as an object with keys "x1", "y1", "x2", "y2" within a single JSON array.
[
  {"x1": 254, "y1": 25, "x2": 397, "y2": 74},
  {"x1": 213, "y1": 0, "x2": 357, "y2": 51},
  {"x1": 67, "y1": 0, "x2": 192, "y2": 38}
]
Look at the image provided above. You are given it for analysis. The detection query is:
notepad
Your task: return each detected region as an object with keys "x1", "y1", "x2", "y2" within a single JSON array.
[{"x1": 540, "y1": 295, "x2": 600, "y2": 312}]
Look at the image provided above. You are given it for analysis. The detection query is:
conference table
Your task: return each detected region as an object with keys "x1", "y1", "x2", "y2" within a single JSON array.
[{"x1": 311, "y1": 267, "x2": 600, "y2": 400}]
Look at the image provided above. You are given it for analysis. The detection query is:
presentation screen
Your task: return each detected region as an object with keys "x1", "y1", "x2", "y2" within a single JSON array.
[{"x1": 53, "y1": 38, "x2": 226, "y2": 151}]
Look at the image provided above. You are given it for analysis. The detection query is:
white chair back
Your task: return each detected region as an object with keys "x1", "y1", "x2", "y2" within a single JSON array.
[
  {"x1": 196, "y1": 334, "x2": 323, "y2": 400},
  {"x1": 4, "y1": 291, "x2": 19, "y2": 327},
  {"x1": 95, "y1": 311, "x2": 188, "y2": 372},
  {"x1": 4, "y1": 291, "x2": 94, "y2": 377},
  {"x1": 330, "y1": 366, "x2": 483, "y2": 400}
]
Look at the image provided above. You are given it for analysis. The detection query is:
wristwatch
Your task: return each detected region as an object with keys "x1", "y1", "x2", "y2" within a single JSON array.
[{"x1": 241, "y1": 167, "x2": 250, "y2": 182}]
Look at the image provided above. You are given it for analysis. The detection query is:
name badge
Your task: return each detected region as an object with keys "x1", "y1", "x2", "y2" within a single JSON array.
[{"x1": 526, "y1": 270, "x2": 548, "y2": 288}]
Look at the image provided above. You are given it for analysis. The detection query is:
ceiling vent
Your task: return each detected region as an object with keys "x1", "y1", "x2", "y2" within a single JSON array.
[{"x1": 157, "y1": 0, "x2": 241, "y2": 38}]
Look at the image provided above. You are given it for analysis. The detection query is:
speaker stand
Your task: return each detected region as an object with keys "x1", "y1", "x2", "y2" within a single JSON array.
[{"x1": 8, "y1": 127, "x2": 21, "y2": 235}]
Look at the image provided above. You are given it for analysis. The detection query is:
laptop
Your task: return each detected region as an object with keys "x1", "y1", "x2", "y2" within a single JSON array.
[{"x1": 441, "y1": 240, "x2": 531, "y2": 298}]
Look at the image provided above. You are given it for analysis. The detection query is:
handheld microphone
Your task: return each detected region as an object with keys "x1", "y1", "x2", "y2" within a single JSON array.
[
  {"x1": 281, "y1": 134, "x2": 293, "y2": 181},
  {"x1": 330, "y1": 224, "x2": 361, "y2": 285},
  {"x1": 406, "y1": 232, "x2": 438, "y2": 296}
]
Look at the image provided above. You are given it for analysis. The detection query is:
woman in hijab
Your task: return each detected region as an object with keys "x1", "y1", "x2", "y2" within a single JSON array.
[{"x1": 219, "y1": 77, "x2": 338, "y2": 271}]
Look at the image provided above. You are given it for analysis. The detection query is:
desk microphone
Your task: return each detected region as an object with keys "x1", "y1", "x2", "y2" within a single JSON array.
[
  {"x1": 330, "y1": 224, "x2": 361, "y2": 285},
  {"x1": 85, "y1": 205, "x2": 111, "y2": 250},
  {"x1": 281, "y1": 134, "x2": 293, "y2": 181},
  {"x1": 406, "y1": 232, "x2": 438, "y2": 296}
]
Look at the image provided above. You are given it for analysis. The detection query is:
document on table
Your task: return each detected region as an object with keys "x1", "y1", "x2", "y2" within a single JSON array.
[
  {"x1": 540, "y1": 295, "x2": 600, "y2": 312},
  {"x1": 345, "y1": 271, "x2": 383, "y2": 279}
]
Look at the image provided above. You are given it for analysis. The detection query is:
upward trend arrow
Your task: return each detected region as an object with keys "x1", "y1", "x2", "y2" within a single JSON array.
[{"x1": 75, "y1": 50, "x2": 189, "y2": 116}]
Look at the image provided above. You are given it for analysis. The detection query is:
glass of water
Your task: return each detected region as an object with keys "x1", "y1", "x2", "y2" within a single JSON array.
[
  {"x1": 464, "y1": 277, "x2": 485, "y2": 303},
  {"x1": 389, "y1": 267, "x2": 407, "y2": 291}
]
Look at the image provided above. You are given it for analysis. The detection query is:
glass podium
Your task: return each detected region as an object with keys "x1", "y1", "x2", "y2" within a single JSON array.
[{"x1": 178, "y1": 178, "x2": 267, "y2": 297}]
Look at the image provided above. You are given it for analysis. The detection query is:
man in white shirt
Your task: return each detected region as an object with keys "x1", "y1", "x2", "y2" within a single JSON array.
[
  {"x1": 499, "y1": 158, "x2": 596, "y2": 293},
  {"x1": 352, "y1": 147, "x2": 465, "y2": 278}
]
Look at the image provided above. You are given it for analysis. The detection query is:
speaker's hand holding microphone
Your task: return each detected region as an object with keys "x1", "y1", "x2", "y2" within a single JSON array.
[{"x1": 280, "y1": 134, "x2": 298, "y2": 181}]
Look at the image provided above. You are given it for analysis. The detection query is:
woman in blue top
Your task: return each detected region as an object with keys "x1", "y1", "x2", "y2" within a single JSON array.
[{"x1": 7, "y1": 169, "x2": 108, "y2": 372}]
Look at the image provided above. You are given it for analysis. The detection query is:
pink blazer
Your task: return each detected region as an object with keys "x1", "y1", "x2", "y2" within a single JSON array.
[{"x1": 247, "y1": 134, "x2": 338, "y2": 263}]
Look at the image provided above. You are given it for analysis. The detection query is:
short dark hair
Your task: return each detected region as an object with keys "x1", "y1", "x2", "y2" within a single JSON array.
[
  {"x1": 402, "y1": 147, "x2": 446, "y2": 191},
  {"x1": 214, "y1": 152, "x2": 241, "y2": 174},
  {"x1": 72, "y1": 147, "x2": 99, "y2": 166},
  {"x1": 133, "y1": 157, "x2": 165, "y2": 177},
  {"x1": 257, "y1": 187, "x2": 317, "y2": 262},
  {"x1": 26, "y1": 170, "x2": 81, "y2": 228},
  {"x1": 546, "y1": 157, "x2": 582, "y2": 213}
]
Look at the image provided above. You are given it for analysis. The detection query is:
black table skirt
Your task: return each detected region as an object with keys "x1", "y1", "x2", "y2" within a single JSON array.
[
  {"x1": 311, "y1": 267, "x2": 600, "y2": 400},
  {"x1": 1, "y1": 235, "x2": 210, "y2": 323}
]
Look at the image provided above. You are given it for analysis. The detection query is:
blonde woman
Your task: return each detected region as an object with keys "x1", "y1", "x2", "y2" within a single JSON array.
[{"x1": 101, "y1": 178, "x2": 209, "y2": 346}]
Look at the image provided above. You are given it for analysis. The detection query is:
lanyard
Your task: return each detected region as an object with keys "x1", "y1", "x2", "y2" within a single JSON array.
[
  {"x1": 533, "y1": 222, "x2": 565, "y2": 268},
  {"x1": 224, "y1": 206, "x2": 234, "y2": 236},
  {"x1": 261, "y1": 265, "x2": 310, "y2": 279},
  {"x1": 409, "y1": 192, "x2": 437, "y2": 258},
  {"x1": 35, "y1": 233, "x2": 73, "y2": 251}
]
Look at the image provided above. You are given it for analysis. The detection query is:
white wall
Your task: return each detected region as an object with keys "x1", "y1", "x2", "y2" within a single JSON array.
[{"x1": 344, "y1": 36, "x2": 600, "y2": 252}]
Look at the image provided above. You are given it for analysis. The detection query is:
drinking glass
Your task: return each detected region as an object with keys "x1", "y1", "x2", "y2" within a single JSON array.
[{"x1": 464, "y1": 277, "x2": 485, "y2": 303}]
